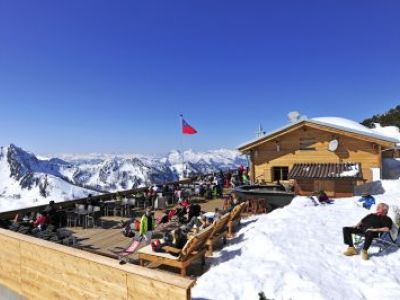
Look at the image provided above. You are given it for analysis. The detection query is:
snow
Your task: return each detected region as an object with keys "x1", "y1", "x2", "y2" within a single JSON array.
[
  {"x1": 340, "y1": 164, "x2": 360, "y2": 177},
  {"x1": 193, "y1": 179, "x2": 400, "y2": 300},
  {"x1": 312, "y1": 117, "x2": 400, "y2": 143},
  {"x1": 372, "y1": 123, "x2": 400, "y2": 142}
]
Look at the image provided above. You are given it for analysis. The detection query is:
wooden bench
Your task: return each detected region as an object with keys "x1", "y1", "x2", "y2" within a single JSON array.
[
  {"x1": 205, "y1": 213, "x2": 231, "y2": 256},
  {"x1": 138, "y1": 225, "x2": 214, "y2": 276}
]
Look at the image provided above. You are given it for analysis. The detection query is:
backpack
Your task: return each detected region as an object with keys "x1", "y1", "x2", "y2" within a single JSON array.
[
  {"x1": 123, "y1": 223, "x2": 135, "y2": 238},
  {"x1": 123, "y1": 219, "x2": 140, "y2": 238}
]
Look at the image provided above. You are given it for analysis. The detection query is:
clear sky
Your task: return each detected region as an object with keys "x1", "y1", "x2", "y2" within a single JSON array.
[{"x1": 1, "y1": 1, "x2": 399, "y2": 155}]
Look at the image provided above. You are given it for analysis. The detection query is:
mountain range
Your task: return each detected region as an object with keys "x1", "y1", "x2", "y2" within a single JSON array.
[{"x1": 0, "y1": 144, "x2": 246, "y2": 212}]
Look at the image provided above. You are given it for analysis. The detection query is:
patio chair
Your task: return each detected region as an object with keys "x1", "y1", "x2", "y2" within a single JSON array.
[
  {"x1": 353, "y1": 223, "x2": 400, "y2": 253},
  {"x1": 66, "y1": 211, "x2": 78, "y2": 227},
  {"x1": 86, "y1": 210, "x2": 103, "y2": 228}
]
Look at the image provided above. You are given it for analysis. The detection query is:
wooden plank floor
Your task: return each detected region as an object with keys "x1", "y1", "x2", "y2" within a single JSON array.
[{"x1": 69, "y1": 198, "x2": 226, "y2": 259}]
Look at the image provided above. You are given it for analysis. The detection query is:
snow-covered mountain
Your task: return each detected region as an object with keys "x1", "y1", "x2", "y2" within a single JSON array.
[
  {"x1": 0, "y1": 145, "x2": 95, "y2": 212},
  {"x1": 0, "y1": 144, "x2": 246, "y2": 212}
]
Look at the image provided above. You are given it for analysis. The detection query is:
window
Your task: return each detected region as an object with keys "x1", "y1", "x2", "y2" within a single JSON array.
[
  {"x1": 272, "y1": 167, "x2": 289, "y2": 181},
  {"x1": 300, "y1": 138, "x2": 316, "y2": 151}
]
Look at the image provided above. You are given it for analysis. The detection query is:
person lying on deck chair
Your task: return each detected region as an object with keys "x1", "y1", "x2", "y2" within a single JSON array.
[
  {"x1": 342, "y1": 203, "x2": 392, "y2": 260},
  {"x1": 151, "y1": 227, "x2": 188, "y2": 256}
]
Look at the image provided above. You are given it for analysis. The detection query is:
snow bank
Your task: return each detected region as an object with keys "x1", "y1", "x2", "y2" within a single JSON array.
[{"x1": 193, "y1": 180, "x2": 400, "y2": 300}]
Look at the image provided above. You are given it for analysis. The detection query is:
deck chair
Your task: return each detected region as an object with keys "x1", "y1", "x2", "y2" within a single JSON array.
[
  {"x1": 138, "y1": 225, "x2": 214, "y2": 276},
  {"x1": 112, "y1": 236, "x2": 145, "y2": 264},
  {"x1": 226, "y1": 202, "x2": 247, "y2": 238},
  {"x1": 353, "y1": 223, "x2": 400, "y2": 254},
  {"x1": 205, "y1": 213, "x2": 231, "y2": 256},
  {"x1": 373, "y1": 223, "x2": 400, "y2": 252}
]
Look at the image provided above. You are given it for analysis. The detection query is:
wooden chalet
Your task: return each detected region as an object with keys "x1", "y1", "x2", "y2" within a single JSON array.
[{"x1": 237, "y1": 117, "x2": 400, "y2": 197}]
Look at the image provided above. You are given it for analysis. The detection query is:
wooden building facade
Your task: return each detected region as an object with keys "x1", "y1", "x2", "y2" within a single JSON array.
[{"x1": 238, "y1": 118, "x2": 399, "y2": 197}]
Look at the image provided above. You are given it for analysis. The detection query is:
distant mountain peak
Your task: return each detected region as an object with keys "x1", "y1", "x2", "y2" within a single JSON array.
[{"x1": 0, "y1": 144, "x2": 247, "y2": 212}]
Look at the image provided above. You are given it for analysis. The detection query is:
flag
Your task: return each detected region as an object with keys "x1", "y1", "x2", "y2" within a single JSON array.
[{"x1": 180, "y1": 115, "x2": 197, "y2": 134}]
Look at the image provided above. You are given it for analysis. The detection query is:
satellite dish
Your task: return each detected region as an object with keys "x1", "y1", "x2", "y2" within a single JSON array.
[{"x1": 328, "y1": 139, "x2": 339, "y2": 152}]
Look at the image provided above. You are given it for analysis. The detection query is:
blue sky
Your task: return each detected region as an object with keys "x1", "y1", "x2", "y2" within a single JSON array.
[{"x1": 1, "y1": 1, "x2": 399, "y2": 154}]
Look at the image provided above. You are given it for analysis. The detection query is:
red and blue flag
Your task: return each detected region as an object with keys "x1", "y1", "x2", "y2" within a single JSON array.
[{"x1": 180, "y1": 115, "x2": 197, "y2": 134}]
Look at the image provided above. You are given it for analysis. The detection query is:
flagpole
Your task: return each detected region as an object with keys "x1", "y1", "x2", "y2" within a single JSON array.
[{"x1": 179, "y1": 114, "x2": 185, "y2": 179}]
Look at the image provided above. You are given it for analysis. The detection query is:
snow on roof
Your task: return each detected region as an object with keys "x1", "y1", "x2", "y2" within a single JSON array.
[
  {"x1": 237, "y1": 116, "x2": 400, "y2": 150},
  {"x1": 311, "y1": 117, "x2": 400, "y2": 144},
  {"x1": 371, "y1": 123, "x2": 400, "y2": 147}
]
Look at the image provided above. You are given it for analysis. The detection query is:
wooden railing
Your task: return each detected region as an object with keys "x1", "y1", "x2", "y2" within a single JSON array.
[{"x1": 0, "y1": 228, "x2": 194, "y2": 300}]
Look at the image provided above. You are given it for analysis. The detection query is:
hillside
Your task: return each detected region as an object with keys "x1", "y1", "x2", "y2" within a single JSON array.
[
  {"x1": 361, "y1": 105, "x2": 400, "y2": 128},
  {"x1": 193, "y1": 180, "x2": 400, "y2": 299}
]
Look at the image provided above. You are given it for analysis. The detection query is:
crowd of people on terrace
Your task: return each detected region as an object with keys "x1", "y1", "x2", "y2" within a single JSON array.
[{"x1": 118, "y1": 191, "x2": 241, "y2": 259}]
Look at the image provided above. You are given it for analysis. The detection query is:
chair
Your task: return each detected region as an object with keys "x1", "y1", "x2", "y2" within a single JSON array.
[
  {"x1": 87, "y1": 205, "x2": 94, "y2": 213},
  {"x1": 66, "y1": 211, "x2": 78, "y2": 227},
  {"x1": 353, "y1": 223, "x2": 400, "y2": 253},
  {"x1": 226, "y1": 202, "x2": 246, "y2": 238},
  {"x1": 373, "y1": 223, "x2": 400, "y2": 252},
  {"x1": 128, "y1": 198, "x2": 136, "y2": 207},
  {"x1": 104, "y1": 201, "x2": 115, "y2": 216},
  {"x1": 138, "y1": 225, "x2": 214, "y2": 276},
  {"x1": 205, "y1": 213, "x2": 231, "y2": 256},
  {"x1": 113, "y1": 204, "x2": 124, "y2": 217},
  {"x1": 86, "y1": 210, "x2": 103, "y2": 228}
]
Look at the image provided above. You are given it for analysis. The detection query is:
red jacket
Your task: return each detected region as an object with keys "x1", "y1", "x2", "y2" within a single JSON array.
[{"x1": 33, "y1": 215, "x2": 47, "y2": 227}]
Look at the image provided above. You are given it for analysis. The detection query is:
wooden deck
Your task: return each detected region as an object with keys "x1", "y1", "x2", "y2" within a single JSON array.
[{"x1": 70, "y1": 198, "x2": 226, "y2": 260}]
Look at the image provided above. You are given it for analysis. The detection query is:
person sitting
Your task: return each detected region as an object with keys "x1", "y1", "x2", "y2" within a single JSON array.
[
  {"x1": 318, "y1": 190, "x2": 334, "y2": 204},
  {"x1": 157, "y1": 210, "x2": 169, "y2": 225},
  {"x1": 342, "y1": 203, "x2": 393, "y2": 260},
  {"x1": 187, "y1": 203, "x2": 201, "y2": 222},
  {"x1": 357, "y1": 193, "x2": 376, "y2": 210},
  {"x1": 43, "y1": 200, "x2": 60, "y2": 226},
  {"x1": 168, "y1": 203, "x2": 186, "y2": 223},
  {"x1": 31, "y1": 211, "x2": 48, "y2": 234},
  {"x1": 21, "y1": 211, "x2": 34, "y2": 225}
]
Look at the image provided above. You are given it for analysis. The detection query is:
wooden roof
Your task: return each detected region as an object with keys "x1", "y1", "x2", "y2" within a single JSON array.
[{"x1": 288, "y1": 163, "x2": 363, "y2": 180}]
